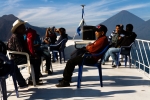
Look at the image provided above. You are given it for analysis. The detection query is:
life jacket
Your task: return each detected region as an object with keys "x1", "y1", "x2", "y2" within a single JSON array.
[{"x1": 26, "y1": 28, "x2": 37, "y2": 57}]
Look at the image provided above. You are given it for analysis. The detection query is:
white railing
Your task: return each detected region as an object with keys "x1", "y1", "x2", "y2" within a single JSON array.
[{"x1": 130, "y1": 39, "x2": 150, "y2": 78}]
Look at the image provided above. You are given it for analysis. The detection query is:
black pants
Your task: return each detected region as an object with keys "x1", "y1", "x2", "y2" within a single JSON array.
[
  {"x1": 36, "y1": 49, "x2": 51, "y2": 71},
  {"x1": 42, "y1": 50, "x2": 51, "y2": 71},
  {"x1": 13, "y1": 56, "x2": 41, "y2": 82},
  {"x1": 63, "y1": 55, "x2": 97, "y2": 81}
]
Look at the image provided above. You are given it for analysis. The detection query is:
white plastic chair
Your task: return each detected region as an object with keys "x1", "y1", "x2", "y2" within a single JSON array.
[{"x1": 6, "y1": 50, "x2": 36, "y2": 86}]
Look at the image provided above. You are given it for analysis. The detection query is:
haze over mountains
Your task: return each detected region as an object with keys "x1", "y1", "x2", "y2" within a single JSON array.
[
  {"x1": 0, "y1": 14, "x2": 47, "y2": 41},
  {"x1": 101, "y1": 10, "x2": 145, "y2": 37},
  {"x1": 0, "y1": 10, "x2": 150, "y2": 41},
  {"x1": 75, "y1": 10, "x2": 150, "y2": 40}
]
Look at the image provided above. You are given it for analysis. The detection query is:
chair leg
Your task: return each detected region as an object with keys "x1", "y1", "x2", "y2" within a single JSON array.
[
  {"x1": 62, "y1": 50, "x2": 65, "y2": 63},
  {"x1": 12, "y1": 74, "x2": 19, "y2": 98},
  {"x1": 129, "y1": 55, "x2": 131, "y2": 68},
  {"x1": 59, "y1": 51, "x2": 62, "y2": 64},
  {"x1": 98, "y1": 65, "x2": 103, "y2": 87},
  {"x1": 50, "y1": 62, "x2": 53, "y2": 73},
  {"x1": 1, "y1": 78, "x2": 7, "y2": 100},
  {"x1": 30, "y1": 65, "x2": 36, "y2": 86},
  {"x1": 125, "y1": 55, "x2": 127, "y2": 67},
  {"x1": 41, "y1": 57, "x2": 44, "y2": 72},
  {"x1": 77, "y1": 65, "x2": 83, "y2": 88}
]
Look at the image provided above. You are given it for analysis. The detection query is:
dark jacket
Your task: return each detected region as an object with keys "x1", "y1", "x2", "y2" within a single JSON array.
[
  {"x1": 56, "y1": 34, "x2": 68, "y2": 44},
  {"x1": 116, "y1": 32, "x2": 137, "y2": 47}
]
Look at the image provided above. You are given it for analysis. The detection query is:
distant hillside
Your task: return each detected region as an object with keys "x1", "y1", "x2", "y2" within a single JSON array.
[
  {"x1": 101, "y1": 10, "x2": 145, "y2": 37},
  {"x1": 74, "y1": 10, "x2": 150, "y2": 40},
  {"x1": 0, "y1": 14, "x2": 72, "y2": 41},
  {"x1": 134, "y1": 19, "x2": 150, "y2": 40},
  {"x1": 0, "y1": 14, "x2": 17, "y2": 41},
  {"x1": 0, "y1": 14, "x2": 47, "y2": 41},
  {"x1": 0, "y1": 11, "x2": 150, "y2": 40}
]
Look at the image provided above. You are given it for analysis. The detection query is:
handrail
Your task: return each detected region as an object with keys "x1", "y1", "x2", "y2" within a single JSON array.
[{"x1": 130, "y1": 39, "x2": 150, "y2": 78}]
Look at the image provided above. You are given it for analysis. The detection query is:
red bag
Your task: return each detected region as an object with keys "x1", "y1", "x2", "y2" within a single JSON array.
[{"x1": 26, "y1": 28, "x2": 37, "y2": 57}]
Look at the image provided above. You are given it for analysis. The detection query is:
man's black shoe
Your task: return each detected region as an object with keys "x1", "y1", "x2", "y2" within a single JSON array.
[
  {"x1": 58, "y1": 79, "x2": 71, "y2": 83},
  {"x1": 19, "y1": 84, "x2": 28, "y2": 89},
  {"x1": 45, "y1": 70, "x2": 53, "y2": 75},
  {"x1": 112, "y1": 65, "x2": 117, "y2": 68},
  {"x1": 39, "y1": 72, "x2": 43, "y2": 77},
  {"x1": 51, "y1": 60, "x2": 56, "y2": 63},
  {"x1": 28, "y1": 80, "x2": 43, "y2": 86},
  {"x1": 56, "y1": 80, "x2": 70, "y2": 87},
  {"x1": 102, "y1": 62, "x2": 105, "y2": 65},
  {"x1": 118, "y1": 62, "x2": 121, "y2": 66}
]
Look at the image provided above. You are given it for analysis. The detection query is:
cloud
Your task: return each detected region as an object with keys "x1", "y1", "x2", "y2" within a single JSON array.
[
  {"x1": 42, "y1": 0, "x2": 53, "y2": 2},
  {"x1": 0, "y1": 0, "x2": 22, "y2": 15}
]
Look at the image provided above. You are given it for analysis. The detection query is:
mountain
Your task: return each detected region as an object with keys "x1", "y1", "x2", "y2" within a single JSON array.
[
  {"x1": 0, "y1": 14, "x2": 72, "y2": 41},
  {"x1": 74, "y1": 10, "x2": 148, "y2": 40},
  {"x1": 134, "y1": 19, "x2": 150, "y2": 40},
  {"x1": 0, "y1": 14, "x2": 47, "y2": 41},
  {"x1": 0, "y1": 14, "x2": 18, "y2": 41},
  {"x1": 101, "y1": 10, "x2": 145, "y2": 36}
]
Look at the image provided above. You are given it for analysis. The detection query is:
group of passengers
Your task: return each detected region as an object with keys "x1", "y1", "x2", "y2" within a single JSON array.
[
  {"x1": 102, "y1": 24, "x2": 137, "y2": 68},
  {"x1": 56, "y1": 24, "x2": 137, "y2": 87},
  {"x1": 3, "y1": 19, "x2": 68, "y2": 88},
  {"x1": 0, "y1": 19, "x2": 136, "y2": 88}
]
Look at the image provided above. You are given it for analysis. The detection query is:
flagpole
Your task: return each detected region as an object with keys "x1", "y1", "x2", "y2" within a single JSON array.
[
  {"x1": 73, "y1": 5, "x2": 85, "y2": 40},
  {"x1": 81, "y1": 5, "x2": 85, "y2": 26}
]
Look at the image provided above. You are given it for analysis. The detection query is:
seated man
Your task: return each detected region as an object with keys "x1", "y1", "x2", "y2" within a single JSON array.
[
  {"x1": 107, "y1": 24, "x2": 137, "y2": 68},
  {"x1": 56, "y1": 24, "x2": 109, "y2": 87},
  {"x1": 7, "y1": 19, "x2": 42, "y2": 85}
]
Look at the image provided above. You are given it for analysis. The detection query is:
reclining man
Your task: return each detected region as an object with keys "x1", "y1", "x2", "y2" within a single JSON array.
[{"x1": 56, "y1": 24, "x2": 109, "y2": 87}]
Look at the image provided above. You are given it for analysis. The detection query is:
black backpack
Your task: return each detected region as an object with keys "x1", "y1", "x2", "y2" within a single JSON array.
[{"x1": 0, "y1": 40, "x2": 11, "y2": 76}]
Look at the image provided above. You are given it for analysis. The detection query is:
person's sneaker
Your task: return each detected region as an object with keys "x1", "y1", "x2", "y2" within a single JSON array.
[
  {"x1": 102, "y1": 62, "x2": 105, "y2": 65},
  {"x1": 19, "y1": 84, "x2": 28, "y2": 89},
  {"x1": 39, "y1": 72, "x2": 43, "y2": 77},
  {"x1": 112, "y1": 65, "x2": 117, "y2": 68},
  {"x1": 28, "y1": 80, "x2": 43, "y2": 86},
  {"x1": 56, "y1": 80, "x2": 70, "y2": 87},
  {"x1": 45, "y1": 70, "x2": 53, "y2": 75},
  {"x1": 58, "y1": 79, "x2": 71, "y2": 83},
  {"x1": 51, "y1": 60, "x2": 56, "y2": 63}
]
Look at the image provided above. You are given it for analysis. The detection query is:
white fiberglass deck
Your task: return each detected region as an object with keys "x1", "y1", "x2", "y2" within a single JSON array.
[{"x1": 5, "y1": 40, "x2": 150, "y2": 100}]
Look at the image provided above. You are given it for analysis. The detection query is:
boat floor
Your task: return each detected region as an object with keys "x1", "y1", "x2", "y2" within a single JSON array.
[{"x1": 5, "y1": 60, "x2": 150, "y2": 100}]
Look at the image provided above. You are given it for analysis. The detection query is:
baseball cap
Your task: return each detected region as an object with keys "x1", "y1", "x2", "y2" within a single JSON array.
[{"x1": 95, "y1": 24, "x2": 107, "y2": 34}]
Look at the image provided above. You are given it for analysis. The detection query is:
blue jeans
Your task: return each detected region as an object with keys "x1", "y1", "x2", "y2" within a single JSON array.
[
  {"x1": 108, "y1": 47, "x2": 120, "y2": 65},
  {"x1": 102, "y1": 50, "x2": 110, "y2": 63}
]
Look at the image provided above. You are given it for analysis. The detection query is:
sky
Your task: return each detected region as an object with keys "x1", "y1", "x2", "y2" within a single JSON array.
[{"x1": 0, "y1": 0, "x2": 150, "y2": 36}]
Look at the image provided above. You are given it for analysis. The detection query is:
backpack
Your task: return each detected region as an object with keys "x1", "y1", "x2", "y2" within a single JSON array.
[
  {"x1": 26, "y1": 28, "x2": 37, "y2": 57},
  {"x1": 0, "y1": 40, "x2": 7, "y2": 55},
  {"x1": 0, "y1": 40, "x2": 11, "y2": 76}
]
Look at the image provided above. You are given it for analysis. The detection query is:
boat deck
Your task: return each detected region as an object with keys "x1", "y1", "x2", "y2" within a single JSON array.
[
  {"x1": 3, "y1": 40, "x2": 150, "y2": 100},
  {"x1": 6, "y1": 60, "x2": 150, "y2": 100}
]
